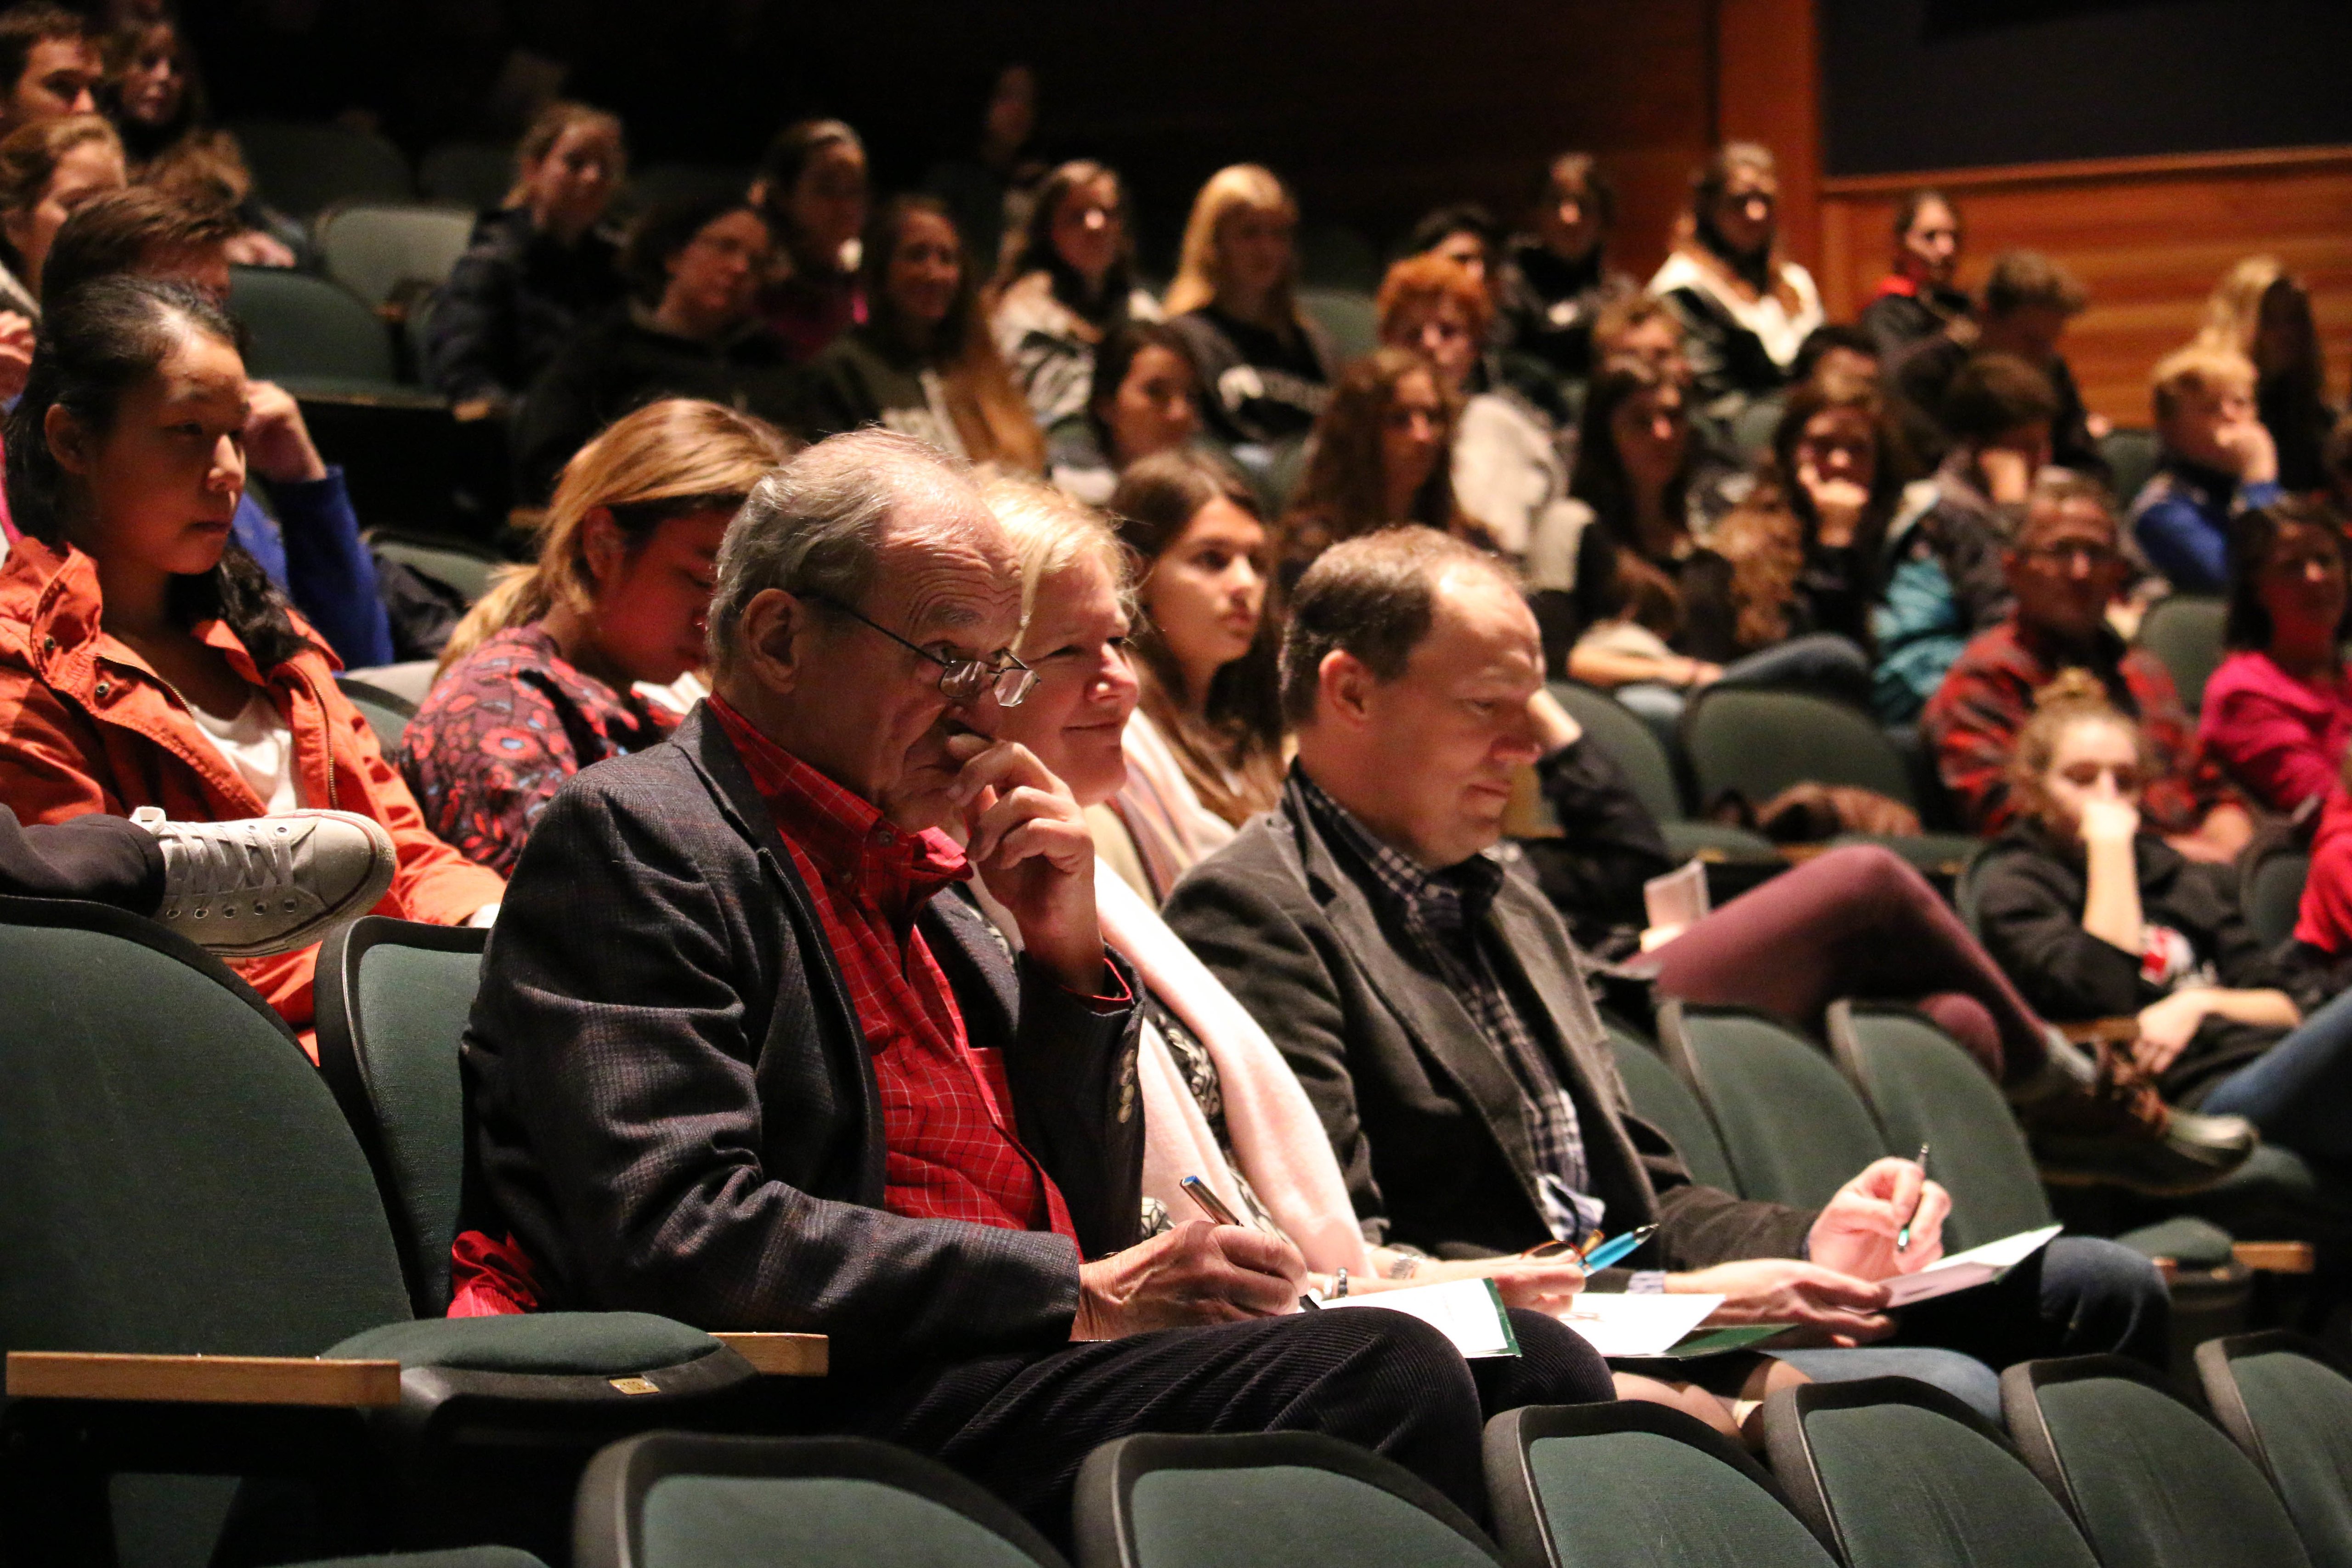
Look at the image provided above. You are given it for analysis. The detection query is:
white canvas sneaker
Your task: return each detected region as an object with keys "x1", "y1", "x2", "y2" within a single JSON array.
[{"x1": 131, "y1": 807, "x2": 398, "y2": 958}]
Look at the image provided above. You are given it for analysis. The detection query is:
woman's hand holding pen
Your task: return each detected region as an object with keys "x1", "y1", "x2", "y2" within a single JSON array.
[{"x1": 1807, "y1": 1155, "x2": 1950, "y2": 1282}]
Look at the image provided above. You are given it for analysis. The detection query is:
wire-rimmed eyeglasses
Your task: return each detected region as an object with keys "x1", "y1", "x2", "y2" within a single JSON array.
[{"x1": 809, "y1": 595, "x2": 1036, "y2": 708}]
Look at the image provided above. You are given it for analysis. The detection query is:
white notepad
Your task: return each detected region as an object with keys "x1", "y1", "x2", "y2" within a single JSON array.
[
  {"x1": 1319, "y1": 1278, "x2": 1520, "y2": 1358},
  {"x1": 1883, "y1": 1224, "x2": 2063, "y2": 1308},
  {"x1": 1552, "y1": 1292, "x2": 1728, "y2": 1358}
]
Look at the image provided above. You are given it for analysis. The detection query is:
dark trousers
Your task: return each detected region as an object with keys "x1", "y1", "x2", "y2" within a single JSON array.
[
  {"x1": 0, "y1": 808, "x2": 161, "y2": 913},
  {"x1": 769, "y1": 1307, "x2": 1612, "y2": 1548},
  {"x1": 1894, "y1": 1234, "x2": 2170, "y2": 1370}
]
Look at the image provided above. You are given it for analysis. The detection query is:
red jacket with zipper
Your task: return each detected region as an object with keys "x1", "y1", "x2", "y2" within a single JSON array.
[{"x1": 0, "y1": 537, "x2": 506, "y2": 1040}]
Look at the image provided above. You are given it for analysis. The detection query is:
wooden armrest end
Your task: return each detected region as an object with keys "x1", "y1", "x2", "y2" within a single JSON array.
[
  {"x1": 6, "y1": 1352, "x2": 401, "y2": 1408},
  {"x1": 2232, "y1": 1240, "x2": 2316, "y2": 1274},
  {"x1": 710, "y1": 1332, "x2": 828, "y2": 1377},
  {"x1": 2058, "y1": 1017, "x2": 2141, "y2": 1045}
]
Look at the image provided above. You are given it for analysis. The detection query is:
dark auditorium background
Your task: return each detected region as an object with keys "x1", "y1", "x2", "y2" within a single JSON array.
[{"x1": 187, "y1": 0, "x2": 2352, "y2": 425}]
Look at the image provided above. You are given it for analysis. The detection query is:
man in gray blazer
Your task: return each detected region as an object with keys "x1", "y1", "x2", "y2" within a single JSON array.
[
  {"x1": 462, "y1": 435, "x2": 1611, "y2": 1541},
  {"x1": 1165, "y1": 526, "x2": 2168, "y2": 1373}
]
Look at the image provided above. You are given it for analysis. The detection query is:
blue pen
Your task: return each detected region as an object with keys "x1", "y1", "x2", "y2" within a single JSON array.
[{"x1": 1576, "y1": 1223, "x2": 1659, "y2": 1273}]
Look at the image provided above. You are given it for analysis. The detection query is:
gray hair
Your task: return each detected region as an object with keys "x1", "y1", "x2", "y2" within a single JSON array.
[{"x1": 705, "y1": 429, "x2": 990, "y2": 678}]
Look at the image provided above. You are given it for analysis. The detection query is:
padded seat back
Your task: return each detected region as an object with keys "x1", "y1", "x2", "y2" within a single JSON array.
[
  {"x1": 232, "y1": 120, "x2": 413, "y2": 216},
  {"x1": 2244, "y1": 848, "x2": 2312, "y2": 949},
  {"x1": 1075, "y1": 1432, "x2": 1499, "y2": 1568},
  {"x1": 315, "y1": 917, "x2": 491, "y2": 1316},
  {"x1": 1826, "y1": 1002, "x2": 2053, "y2": 1249},
  {"x1": 418, "y1": 141, "x2": 517, "y2": 209},
  {"x1": 2004, "y1": 1355, "x2": 2312, "y2": 1568},
  {"x1": 1550, "y1": 681, "x2": 1685, "y2": 823},
  {"x1": 1685, "y1": 688, "x2": 1914, "y2": 809},
  {"x1": 2197, "y1": 1332, "x2": 2352, "y2": 1568},
  {"x1": 337, "y1": 675, "x2": 418, "y2": 754},
  {"x1": 1601, "y1": 1013, "x2": 1740, "y2": 1194},
  {"x1": 230, "y1": 266, "x2": 397, "y2": 384},
  {"x1": 2137, "y1": 595, "x2": 2227, "y2": 713},
  {"x1": 1657, "y1": 1003, "x2": 1888, "y2": 1209},
  {"x1": 316, "y1": 202, "x2": 478, "y2": 306},
  {"x1": 0, "y1": 897, "x2": 412, "y2": 1364},
  {"x1": 1298, "y1": 287, "x2": 1377, "y2": 365}
]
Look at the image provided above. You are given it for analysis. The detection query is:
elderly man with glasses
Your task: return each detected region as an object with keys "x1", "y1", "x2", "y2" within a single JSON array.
[
  {"x1": 458, "y1": 430, "x2": 1612, "y2": 1545},
  {"x1": 1924, "y1": 469, "x2": 2250, "y2": 862}
]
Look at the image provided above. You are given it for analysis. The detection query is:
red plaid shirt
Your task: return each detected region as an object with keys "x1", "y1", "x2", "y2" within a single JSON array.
[
  {"x1": 709, "y1": 697, "x2": 1077, "y2": 1242},
  {"x1": 1922, "y1": 618, "x2": 2235, "y2": 834}
]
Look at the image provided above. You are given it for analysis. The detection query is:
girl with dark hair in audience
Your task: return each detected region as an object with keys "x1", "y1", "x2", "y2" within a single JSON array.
[
  {"x1": 922, "y1": 61, "x2": 1039, "y2": 282},
  {"x1": 512, "y1": 196, "x2": 790, "y2": 502},
  {"x1": 748, "y1": 118, "x2": 868, "y2": 363},
  {"x1": 0, "y1": 276, "x2": 505, "y2": 1036},
  {"x1": 1973, "y1": 677, "x2": 2352, "y2": 1162},
  {"x1": 1647, "y1": 142, "x2": 1823, "y2": 442},
  {"x1": 2197, "y1": 498, "x2": 2352, "y2": 815},
  {"x1": 1046, "y1": 319, "x2": 1201, "y2": 504},
  {"x1": 1100, "y1": 449, "x2": 1285, "y2": 897},
  {"x1": 401, "y1": 398, "x2": 791, "y2": 874},
  {"x1": 1495, "y1": 152, "x2": 1636, "y2": 397},
  {"x1": 1278, "y1": 345, "x2": 1493, "y2": 581},
  {"x1": 0, "y1": 112, "x2": 121, "y2": 314},
  {"x1": 1406, "y1": 202, "x2": 1501, "y2": 293},
  {"x1": 2198, "y1": 256, "x2": 2339, "y2": 495},
  {"x1": 1163, "y1": 164, "x2": 1336, "y2": 448},
  {"x1": 99, "y1": 13, "x2": 297, "y2": 267},
  {"x1": 424, "y1": 100, "x2": 629, "y2": 416},
  {"x1": 989, "y1": 158, "x2": 1161, "y2": 430},
  {"x1": 787, "y1": 193, "x2": 1044, "y2": 471},
  {"x1": 1856, "y1": 189, "x2": 1967, "y2": 363}
]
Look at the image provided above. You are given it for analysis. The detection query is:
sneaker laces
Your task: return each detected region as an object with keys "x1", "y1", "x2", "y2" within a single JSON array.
[{"x1": 160, "y1": 820, "x2": 298, "y2": 906}]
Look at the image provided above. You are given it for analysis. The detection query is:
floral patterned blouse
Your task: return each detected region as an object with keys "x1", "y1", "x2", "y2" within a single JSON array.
[{"x1": 396, "y1": 622, "x2": 681, "y2": 874}]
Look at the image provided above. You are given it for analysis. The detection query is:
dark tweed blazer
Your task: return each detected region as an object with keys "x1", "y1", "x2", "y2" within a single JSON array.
[
  {"x1": 463, "y1": 707, "x2": 1143, "y2": 1372},
  {"x1": 1162, "y1": 783, "x2": 1812, "y2": 1279}
]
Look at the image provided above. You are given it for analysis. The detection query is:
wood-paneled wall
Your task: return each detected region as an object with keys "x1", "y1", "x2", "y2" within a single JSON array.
[{"x1": 1818, "y1": 147, "x2": 2352, "y2": 427}]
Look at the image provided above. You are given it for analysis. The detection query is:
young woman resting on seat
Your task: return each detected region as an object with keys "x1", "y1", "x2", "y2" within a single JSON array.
[{"x1": 0, "y1": 275, "x2": 505, "y2": 1043}]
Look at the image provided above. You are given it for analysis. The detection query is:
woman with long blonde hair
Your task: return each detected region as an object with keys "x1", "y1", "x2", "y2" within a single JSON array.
[
  {"x1": 399, "y1": 399, "x2": 791, "y2": 872},
  {"x1": 2195, "y1": 255, "x2": 2337, "y2": 492},
  {"x1": 1164, "y1": 163, "x2": 1336, "y2": 447}
]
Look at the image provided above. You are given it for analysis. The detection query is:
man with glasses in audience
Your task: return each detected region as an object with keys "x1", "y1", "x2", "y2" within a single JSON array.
[
  {"x1": 1925, "y1": 469, "x2": 2251, "y2": 862},
  {"x1": 459, "y1": 430, "x2": 1613, "y2": 1545}
]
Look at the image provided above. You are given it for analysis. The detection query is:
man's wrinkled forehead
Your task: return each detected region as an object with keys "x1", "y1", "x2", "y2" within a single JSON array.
[{"x1": 881, "y1": 509, "x2": 1022, "y2": 645}]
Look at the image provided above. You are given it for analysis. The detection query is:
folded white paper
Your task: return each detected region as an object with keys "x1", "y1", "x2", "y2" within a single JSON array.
[
  {"x1": 1551, "y1": 1291, "x2": 1727, "y2": 1358},
  {"x1": 1884, "y1": 1223, "x2": 2063, "y2": 1308},
  {"x1": 1320, "y1": 1277, "x2": 1519, "y2": 1358}
]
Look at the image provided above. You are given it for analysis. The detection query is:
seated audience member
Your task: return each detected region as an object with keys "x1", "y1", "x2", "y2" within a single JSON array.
[
  {"x1": 1494, "y1": 152, "x2": 1636, "y2": 402},
  {"x1": 101, "y1": 12, "x2": 296, "y2": 266},
  {"x1": 922, "y1": 61, "x2": 1038, "y2": 284},
  {"x1": 1163, "y1": 164, "x2": 1337, "y2": 448},
  {"x1": 424, "y1": 101, "x2": 628, "y2": 416},
  {"x1": 2198, "y1": 256, "x2": 2337, "y2": 494},
  {"x1": 1516, "y1": 703, "x2": 2256, "y2": 1192},
  {"x1": 789, "y1": 195, "x2": 1044, "y2": 470},
  {"x1": 747, "y1": 118, "x2": 869, "y2": 363},
  {"x1": 1590, "y1": 291, "x2": 1690, "y2": 381},
  {"x1": 1407, "y1": 203, "x2": 1502, "y2": 294},
  {"x1": 1045, "y1": 319, "x2": 1200, "y2": 504},
  {"x1": 1099, "y1": 450, "x2": 1286, "y2": 897},
  {"x1": 0, "y1": 112, "x2": 119, "y2": 316},
  {"x1": 2329, "y1": 411, "x2": 2352, "y2": 519},
  {"x1": 399, "y1": 400, "x2": 790, "y2": 873},
  {"x1": 989, "y1": 158, "x2": 1159, "y2": 430},
  {"x1": 42, "y1": 187, "x2": 394, "y2": 668},
  {"x1": 1893, "y1": 249, "x2": 2103, "y2": 477},
  {"x1": 514, "y1": 197, "x2": 790, "y2": 502},
  {"x1": 1924, "y1": 471, "x2": 2250, "y2": 860},
  {"x1": 1856, "y1": 189, "x2": 1967, "y2": 363},
  {"x1": 2290, "y1": 746, "x2": 2352, "y2": 996},
  {"x1": 1379, "y1": 252, "x2": 1566, "y2": 563},
  {"x1": 1165, "y1": 527, "x2": 2170, "y2": 1375},
  {"x1": 0, "y1": 801, "x2": 393, "y2": 955},
  {"x1": 1871, "y1": 352, "x2": 2054, "y2": 721},
  {"x1": 0, "y1": 277, "x2": 504, "y2": 1037},
  {"x1": 1279, "y1": 345, "x2": 1492, "y2": 581},
  {"x1": 1645, "y1": 143, "x2": 1824, "y2": 447},
  {"x1": 2198, "y1": 500, "x2": 2352, "y2": 815},
  {"x1": 0, "y1": 6, "x2": 96, "y2": 143},
  {"x1": 455, "y1": 428, "x2": 1615, "y2": 1542},
  {"x1": 1975, "y1": 679, "x2": 2352, "y2": 1163},
  {"x1": 2129, "y1": 345, "x2": 2286, "y2": 594}
]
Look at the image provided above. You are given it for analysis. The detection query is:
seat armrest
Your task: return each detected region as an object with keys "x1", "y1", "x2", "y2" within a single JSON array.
[
  {"x1": 710, "y1": 1333, "x2": 828, "y2": 1376},
  {"x1": 8, "y1": 1351, "x2": 401, "y2": 1407},
  {"x1": 2231, "y1": 1241, "x2": 2314, "y2": 1274}
]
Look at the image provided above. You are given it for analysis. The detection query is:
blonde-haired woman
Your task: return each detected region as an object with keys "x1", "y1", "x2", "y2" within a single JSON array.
[
  {"x1": 1163, "y1": 163, "x2": 1336, "y2": 447},
  {"x1": 424, "y1": 100, "x2": 630, "y2": 415},
  {"x1": 397, "y1": 399, "x2": 791, "y2": 872},
  {"x1": 0, "y1": 113, "x2": 123, "y2": 313},
  {"x1": 2195, "y1": 255, "x2": 2336, "y2": 492}
]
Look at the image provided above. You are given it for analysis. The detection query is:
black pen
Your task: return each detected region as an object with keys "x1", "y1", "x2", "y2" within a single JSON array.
[
  {"x1": 1182, "y1": 1175, "x2": 1321, "y2": 1313},
  {"x1": 1898, "y1": 1144, "x2": 1931, "y2": 1251}
]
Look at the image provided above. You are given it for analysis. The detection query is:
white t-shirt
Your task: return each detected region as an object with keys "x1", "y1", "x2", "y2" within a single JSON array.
[{"x1": 189, "y1": 690, "x2": 299, "y2": 813}]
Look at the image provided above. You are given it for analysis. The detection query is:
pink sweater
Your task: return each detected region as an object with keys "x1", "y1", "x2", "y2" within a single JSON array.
[{"x1": 2197, "y1": 650, "x2": 2352, "y2": 815}]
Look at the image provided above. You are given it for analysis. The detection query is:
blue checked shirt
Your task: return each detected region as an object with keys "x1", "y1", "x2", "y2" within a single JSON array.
[{"x1": 1293, "y1": 770, "x2": 1606, "y2": 1241}]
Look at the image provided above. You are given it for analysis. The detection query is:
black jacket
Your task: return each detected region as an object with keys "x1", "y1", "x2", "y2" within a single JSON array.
[
  {"x1": 1166, "y1": 306, "x2": 1336, "y2": 447},
  {"x1": 1856, "y1": 283, "x2": 1971, "y2": 365},
  {"x1": 1161, "y1": 776, "x2": 1811, "y2": 1276},
  {"x1": 1973, "y1": 822, "x2": 2288, "y2": 1104},
  {"x1": 463, "y1": 708, "x2": 1143, "y2": 1371},
  {"x1": 1891, "y1": 334, "x2": 2107, "y2": 481},
  {"x1": 424, "y1": 206, "x2": 628, "y2": 406}
]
